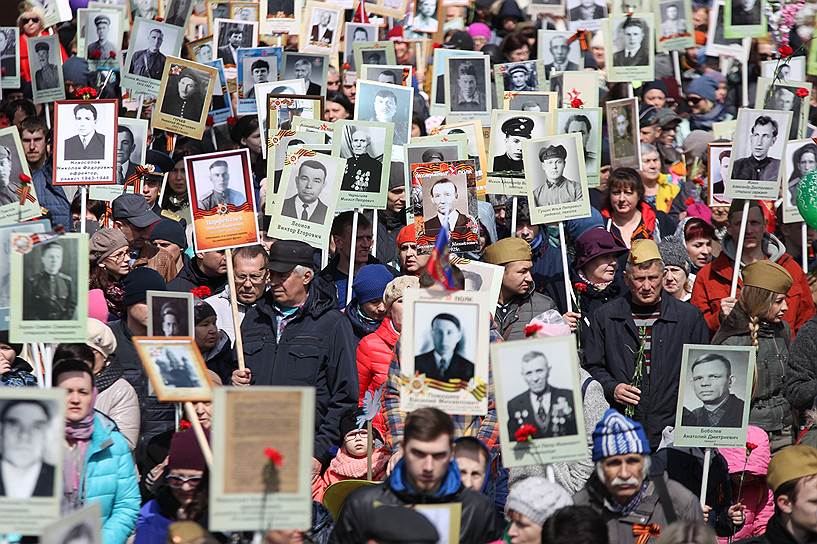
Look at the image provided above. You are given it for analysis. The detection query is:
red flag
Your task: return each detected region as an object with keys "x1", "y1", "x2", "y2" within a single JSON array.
[{"x1": 353, "y1": 1, "x2": 369, "y2": 23}]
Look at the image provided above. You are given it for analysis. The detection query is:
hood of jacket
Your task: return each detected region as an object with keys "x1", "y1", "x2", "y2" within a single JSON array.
[
  {"x1": 303, "y1": 275, "x2": 341, "y2": 319},
  {"x1": 177, "y1": 257, "x2": 228, "y2": 292},
  {"x1": 346, "y1": 298, "x2": 383, "y2": 338},
  {"x1": 722, "y1": 232, "x2": 787, "y2": 265},
  {"x1": 718, "y1": 425, "x2": 772, "y2": 476},
  {"x1": 388, "y1": 458, "x2": 464, "y2": 503},
  {"x1": 203, "y1": 330, "x2": 231, "y2": 362}
]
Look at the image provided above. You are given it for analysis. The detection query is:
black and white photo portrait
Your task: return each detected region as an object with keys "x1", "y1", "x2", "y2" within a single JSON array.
[
  {"x1": 63, "y1": 103, "x2": 106, "y2": 161},
  {"x1": 355, "y1": 81, "x2": 413, "y2": 146},
  {"x1": 266, "y1": 0, "x2": 295, "y2": 18},
  {"x1": 529, "y1": 140, "x2": 583, "y2": 206},
  {"x1": 339, "y1": 125, "x2": 386, "y2": 193},
  {"x1": 507, "y1": 92, "x2": 554, "y2": 112},
  {"x1": 708, "y1": 144, "x2": 731, "y2": 205},
  {"x1": 160, "y1": 65, "x2": 208, "y2": 121},
  {"x1": 500, "y1": 61, "x2": 539, "y2": 92},
  {"x1": 344, "y1": 23, "x2": 376, "y2": 67},
  {"x1": 0, "y1": 28, "x2": 18, "y2": 82},
  {"x1": 506, "y1": 349, "x2": 578, "y2": 439},
  {"x1": 606, "y1": 99, "x2": 640, "y2": 164},
  {"x1": 433, "y1": 123, "x2": 486, "y2": 178},
  {"x1": 283, "y1": 53, "x2": 326, "y2": 96},
  {"x1": 538, "y1": 31, "x2": 581, "y2": 78},
  {"x1": 281, "y1": 157, "x2": 333, "y2": 223},
  {"x1": 612, "y1": 17, "x2": 651, "y2": 66},
  {"x1": 22, "y1": 240, "x2": 78, "y2": 321},
  {"x1": 414, "y1": 310, "x2": 475, "y2": 382},
  {"x1": 214, "y1": 19, "x2": 256, "y2": 65},
  {"x1": 53, "y1": 100, "x2": 117, "y2": 185},
  {"x1": 131, "y1": 0, "x2": 158, "y2": 19},
  {"x1": 728, "y1": 109, "x2": 791, "y2": 185},
  {"x1": 420, "y1": 174, "x2": 478, "y2": 242},
  {"x1": 680, "y1": 352, "x2": 746, "y2": 428},
  {"x1": 363, "y1": 66, "x2": 408, "y2": 86},
  {"x1": 659, "y1": 0, "x2": 688, "y2": 37},
  {"x1": 785, "y1": 139, "x2": 817, "y2": 209},
  {"x1": 730, "y1": 0, "x2": 760, "y2": 26},
  {"x1": 127, "y1": 20, "x2": 182, "y2": 81},
  {"x1": 0, "y1": 397, "x2": 60, "y2": 497},
  {"x1": 192, "y1": 41, "x2": 213, "y2": 64},
  {"x1": 761, "y1": 57, "x2": 806, "y2": 82},
  {"x1": 0, "y1": 133, "x2": 25, "y2": 207},
  {"x1": 155, "y1": 347, "x2": 203, "y2": 388},
  {"x1": 447, "y1": 57, "x2": 489, "y2": 113},
  {"x1": 490, "y1": 114, "x2": 540, "y2": 172},
  {"x1": 31, "y1": 39, "x2": 60, "y2": 91},
  {"x1": 244, "y1": 57, "x2": 272, "y2": 99},
  {"x1": 231, "y1": 3, "x2": 259, "y2": 22},
  {"x1": 164, "y1": 0, "x2": 193, "y2": 27},
  {"x1": 194, "y1": 158, "x2": 248, "y2": 210},
  {"x1": 407, "y1": 143, "x2": 461, "y2": 168},
  {"x1": 149, "y1": 294, "x2": 193, "y2": 337},
  {"x1": 558, "y1": 109, "x2": 601, "y2": 178},
  {"x1": 308, "y1": 7, "x2": 338, "y2": 45},
  {"x1": 567, "y1": 0, "x2": 607, "y2": 29},
  {"x1": 115, "y1": 124, "x2": 139, "y2": 185},
  {"x1": 83, "y1": 12, "x2": 117, "y2": 60},
  {"x1": 412, "y1": 0, "x2": 439, "y2": 33},
  {"x1": 762, "y1": 81, "x2": 809, "y2": 140}
]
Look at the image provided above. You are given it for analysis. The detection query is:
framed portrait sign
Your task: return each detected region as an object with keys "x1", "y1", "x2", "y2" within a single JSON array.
[
  {"x1": 261, "y1": 0, "x2": 302, "y2": 34},
  {"x1": 0, "y1": 220, "x2": 49, "y2": 330},
  {"x1": 527, "y1": 0, "x2": 564, "y2": 16},
  {"x1": 89, "y1": 117, "x2": 149, "y2": 201},
  {"x1": 28, "y1": 35, "x2": 66, "y2": 104},
  {"x1": 562, "y1": 71, "x2": 600, "y2": 108},
  {"x1": 229, "y1": 1, "x2": 260, "y2": 22},
  {"x1": 352, "y1": 41, "x2": 397, "y2": 71},
  {"x1": 147, "y1": 290, "x2": 194, "y2": 337},
  {"x1": 265, "y1": 130, "x2": 325, "y2": 205},
  {"x1": 77, "y1": 8, "x2": 124, "y2": 69},
  {"x1": 537, "y1": 30, "x2": 583, "y2": 79},
  {"x1": 724, "y1": 0, "x2": 766, "y2": 38},
  {"x1": 266, "y1": 148, "x2": 345, "y2": 249},
  {"x1": 605, "y1": 97, "x2": 641, "y2": 169},
  {"x1": 429, "y1": 48, "x2": 483, "y2": 116},
  {"x1": 404, "y1": 135, "x2": 467, "y2": 206},
  {"x1": 706, "y1": 0, "x2": 749, "y2": 62},
  {"x1": 366, "y1": 0, "x2": 409, "y2": 18},
  {"x1": 122, "y1": 18, "x2": 185, "y2": 97},
  {"x1": 188, "y1": 35, "x2": 215, "y2": 63},
  {"x1": 556, "y1": 107, "x2": 602, "y2": 187},
  {"x1": 203, "y1": 58, "x2": 234, "y2": 125},
  {"x1": 153, "y1": 57, "x2": 218, "y2": 139},
  {"x1": 0, "y1": 28, "x2": 20, "y2": 90},
  {"x1": 360, "y1": 64, "x2": 413, "y2": 88},
  {"x1": 445, "y1": 55, "x2": 492, "y2": 123},
  {"x1": 255, "y1": 79, "x2": 306, "y2": 154},
  {"x1": 399, "y1": 288, "x2": 490, "y2": 415},
  {"x1": 566, "y1": 0, "x2": 607, "y2": 31},
  {"x1": 209, "y1": 387, "x2": 315, "y2": 531},
  {"x1": 493, "y1": 60, "x2": 547, "y2": 106},
  {"x1": 282, "y1": 51, "x2": 329, "y2": 97},
  {"x1": 160, "y1": 0, "x2": 196, "y2": 27},
  {"x1": 707, "y1": 142, "x2": 732, "y2": 207},
  {"x1": 0, "y1": 388, "x2": 65, "y2": 535},
  {"x1": 268, "y1": 93, "x2": 323, "y2": 135},
  {"x1": 134, "y1": 336, "x2": 212, "y2": 402},
  {"x1": 186, "y1": 149, "x2": 260, "y2": 253},
  {"x1": 0, "y1": 128, "x2": 41, "y2": 223},
  {"x1": 604, "y1": 14, "x2": 655, "y2": 83},
  {"x1": 53, "y1": 99, "x2": 118, "y2": 186},
  {"x1": 451, "y1": 257, "x2": 504, "y2": 310},
  {"x1": 213, "y1": 17, "x2": 258, "y2": 77},
  {"x1": 674, "y1": 344, "x2": 755, "y2": 448},
  {"x1": 783, "y1": 138, "x2": 817, "y2": 223},
  {"x1": 493, "y1": 335, "x2": 587, "y2": 467},
  {"x1": 755, "y1": 77, "x2": 812, "y2": 140},
  {"x1": 331, "y1": 119, "x2": 394, "y2": 210},
  {"x1": 343, "y1": 23, "x2": 378, "y2": 69},
  {"x1": 523, "y1": 133, "x2": 591, "y2": 224},
  {"x1": 410, "y1": 159, "x2": 480, "y2": 255},
  {"x1": 761, "y1": 56, "x2": 806, "y2": 82},
  {"x1": 10, "y1": 234, "x2": 89, "y2": 343},
  {"x1": 431, "y1": 120, "x2": 489, "y2": 194},
  {"x1": 236, "y1": 47, "x2": 281, "y2": 114},
  {"x1": 503, "y1": 91, "x2": 558, "y2": 113},
  {"x1": 414, "y1": 503, "x2": 463, "y2": 544},
  {"x1": 725, "y1": 108, "x2": 792, "y2": 200},
  {"x1": 292, "y1": 117, "x2": 335, "y2": 144},
  {"x1": 300, "y1": 1, "x2": 344, "y2": 55},
  {"x1": 354, "y1": 80, "x2": 414, "y2": 147},
  {"x1": 656, "y1": 0, "x2": 694, "y2": 52},
  {"x1": 33, "y1": 0, "x2": 73, "y2": 29},
  {"x1": 41, "y1": 503, "x2": 102, "y2": 544},
  {"x1": 409, "y1": 0, "x2": 442, "y2": 35},
  {"x1": 487, "y1": 110, "x2": 553, "y2": 196}
]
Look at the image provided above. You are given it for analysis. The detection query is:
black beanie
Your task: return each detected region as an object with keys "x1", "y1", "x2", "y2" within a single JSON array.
[{"x1": 122, "y1": 267, "x2": 166, "y2": 307}]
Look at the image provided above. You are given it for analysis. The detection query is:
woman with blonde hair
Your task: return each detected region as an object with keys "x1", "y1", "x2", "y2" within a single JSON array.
[{"x1": 713, "y1": 260, "x2": 794, "y2": 453}]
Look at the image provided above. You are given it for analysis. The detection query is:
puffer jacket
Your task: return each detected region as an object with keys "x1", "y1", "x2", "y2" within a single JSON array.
[
  {"x1": 356, "y1": 317, "x2": 399, "y2": 436},
  {"x1": 95, "y1": 360, "x2": 141, "y2": 450},
  {"x1": 691, "y1": 233, "x2": 816, "y2": 336},
  {"x1": 81, "y1": 413, "x2": 141, "y2": 544},
  {"x1": 494, "y1": 286, "x2": 557, "y2": 341},
  {"x1": 330, "y1": 459, "x2": 497, "y2": 543},
  {"x1": 713, "y1": 305, "x2": 792, "y2": 433},
  {"x1": 718, "y1": 426, "x2": 774, "y2": 542}
]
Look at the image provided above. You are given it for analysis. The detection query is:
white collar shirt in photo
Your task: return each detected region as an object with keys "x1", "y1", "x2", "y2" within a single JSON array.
[
  {"x1": 1, "y1": 459, "x2": 41, "y2": 497},
  {"x1": 436, "y1": 210, "x2": 461, "y2": 229},
  {"x1": 294, "y1": 195, "x2": 319, "y2": 220},
  {"x1": 530, "y1": 390, "x2": 551, "y2": 417}
]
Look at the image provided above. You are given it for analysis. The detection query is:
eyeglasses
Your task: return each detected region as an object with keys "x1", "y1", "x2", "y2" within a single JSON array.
[
  {"x1": 687, "y1": 96, "x2": 702, "y2": 105},
  {"x1": 21, "y1": 17, "x2": 40, "y2": 24},
  {"x1": 166, "y1": 475, "x2": 203, "y2": 487},
  {"x1": 106, "y1": 250, "x2": 130, "y2": 262},
  {"x1": 235, "y1": 272, "x2": 267, "y2": 284}
]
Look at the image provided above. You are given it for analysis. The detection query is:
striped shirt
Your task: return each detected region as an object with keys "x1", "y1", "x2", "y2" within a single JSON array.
[{"x1": 632, "y1": 303, "x2": 661, "y2": 372}]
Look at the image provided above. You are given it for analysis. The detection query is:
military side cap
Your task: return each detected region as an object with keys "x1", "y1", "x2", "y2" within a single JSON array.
[
  {"x1": 538, "y1": 144, "x2": 566, "y2": 162},
  {"x1": 508, "y1": 64, "x2": 530, "y2": 76},
  {"x1": 767, "y1": 445, "x2": 817, "y2": 493},
  {"x1": 483, "y1": 237, "x2": 532, "y2": 265},
  {"x1": 34, "y1": 42, "x2": 49, "y2": 52},
  {"x1": 629, "y1": 239, "x2": 662, "y2": 265},
  {"x1": 94, "y1": 14, "x2": 111, "y2": 25},
  {"x1": 742, "y1": 260, "x2": 793, "y2": 294},
  {"x1": 501, "y1": 116, "x2": 533, "y2": 138}
]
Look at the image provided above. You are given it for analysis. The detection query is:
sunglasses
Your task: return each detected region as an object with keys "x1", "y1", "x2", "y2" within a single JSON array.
[
  {"x1": 21, "y1": 17, "x2": 40, "y2": 24},
  {"x1": 687, "y1": 96, "x2": 702, "y2": 105},
  {"x1": 166, "y1": 475, "x2": 203, "y2": 487}
]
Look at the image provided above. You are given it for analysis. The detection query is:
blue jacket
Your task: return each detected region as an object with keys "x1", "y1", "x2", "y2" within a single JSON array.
[
  {"x1": 135, "y1": 499, "x2": 172, "y2": 544},
  {"x1": 32, "y1": 157, "x2": 72, "y2": 231},
  {"x1": 80, "y1": 413, "x2": 141, "y2": 544}
]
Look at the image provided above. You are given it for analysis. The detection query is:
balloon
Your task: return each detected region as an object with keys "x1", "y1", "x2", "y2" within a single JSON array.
[{"x1": 796, "y1": 169, "x2": 817, "y2": 229}]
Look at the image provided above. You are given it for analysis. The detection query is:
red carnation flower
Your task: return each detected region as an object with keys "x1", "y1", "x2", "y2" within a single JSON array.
[
  {"x1": 18, "y1": 173, "x2": 31, "y2": 184},
  {"x1": 570, "y1": 97, "x2": 583, "y2": 109},
  {"x1": 524, "y1": 322, "x2": 544, "y2": 337},
  {"x1": 227, "y1": 116, "x2": 237, "y2": 126},
  {"x1": 206, "y1": 115, "x2": 215, "y2": 126},
  {"x1": 108, "y1": 50, "x2": 117, "y2": 59},
  {"x1": 574, "y1": 282, "x2": 588, "y2": 293},
  {"x1": 514, "y1": 424, "x2": 538, "y2": 443},
  {"x1": 746, "y1": 441, "x2": 758, "y2": 452},
  {"x1": 685, "y1": 197, "x2": 696, "y2": 206},
  {"x1": 779, "y1": 44, "x2": 794, "y2": 57},
  {"x1": 797, "y1": 87, "x2": 810, "y2": 98},
  {"x1": 89, "y1": 49, "x2": 102, "y2": 60},
  {"x1": 191, "y1": 286, "x2": 212, "y2": 299},
  {"x1": 264, "y1": 447, "x2": 283, "y2": 467},
  {"x1": 179, "y1": 419, "x2": 192, "y2": 430}
]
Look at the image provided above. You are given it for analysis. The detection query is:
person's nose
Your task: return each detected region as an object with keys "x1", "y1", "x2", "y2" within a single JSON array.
[{"x1": 422, "y1": 456, "x2": 434, "y2": 472}]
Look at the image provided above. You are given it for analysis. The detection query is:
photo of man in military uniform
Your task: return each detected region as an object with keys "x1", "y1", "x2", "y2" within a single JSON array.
[
  {"x1": 33, "y1": 41, "x2": 60, "y2": 90},
  {"x1": 22, "y1": 242, "x2": 76, "y2": 321},
  {"x1": 493, "y1": 116, "x2": 533, "y2": 172},
  {"x1": 196, "y1": 160, "x2": 247, "y2": 210},
  {"x1": 532, "y1": 143, "x2": 583, "y2": 206},
  {"x1": 86, "y1": 14, "x2": 116, "y2": 60},
  {"x1": 340, "y1": 127, "x2": 382, "y2": 193}
]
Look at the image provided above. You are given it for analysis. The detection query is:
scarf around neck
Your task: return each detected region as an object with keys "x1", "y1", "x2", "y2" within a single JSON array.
[{"x1": 63, "y1": 388, "x2": 97, "y2": 510}]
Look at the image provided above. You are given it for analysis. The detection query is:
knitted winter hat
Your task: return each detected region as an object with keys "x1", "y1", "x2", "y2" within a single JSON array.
[
  {"x1": 122, "y1": 267, "x2": 166, "y2": 307},
  {"x1": 149, "y1": 217, "x2": 187, "y2": 249},
  {"x1": 686, "y1": 76, "x2": 718, "y2": 102},
  {"x1": 591, "y1": 409, "x2": 651, "y2": 461},
  {"x1": 85, "y1": 318, "x2": 117, "y2": 359},
  {"x1": 168, "y1": 429, "x2": 209, "y2": 472},
  {"x1": 194, "y1": 298, "x2": 217, "y2": 325},
  {"x1": 658, "y1": 235, "x2": 690, "y2": 274},
  {"x1": 505, "y1": 477, "x2": 573, "y2": 526},
  {"x1": 352, "y1": 264, "x2": 394, "y2": 304},
  {"x1": 383, "y1": 275, "x2": 420, "y2": 309}
]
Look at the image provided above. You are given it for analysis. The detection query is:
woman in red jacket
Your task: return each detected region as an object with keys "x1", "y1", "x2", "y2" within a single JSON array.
[{"x1": 356, "y1": 275, "x2": 419, "y2": 436}]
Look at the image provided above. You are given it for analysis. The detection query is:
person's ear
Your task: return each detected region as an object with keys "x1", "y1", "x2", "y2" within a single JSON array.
[
  {"x1": 302, "y1": 268, "x2": 313, "y2": 286},
  {"x1": 777, "y1": 494, "x2": 794, "y2": 515}
]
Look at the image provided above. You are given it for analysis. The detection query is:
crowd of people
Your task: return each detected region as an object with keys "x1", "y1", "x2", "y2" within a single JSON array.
[{"x1": 3, "y1": 0, "x2": 817, "y2": 542}]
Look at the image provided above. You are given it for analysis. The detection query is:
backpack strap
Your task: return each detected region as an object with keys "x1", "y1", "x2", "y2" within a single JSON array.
[
  {"x1": 652, "y1": 476, "x2": 678, "y2": 524},
  {"x1": 581, "y1": 376, "x2": 594, "y2": 399}
]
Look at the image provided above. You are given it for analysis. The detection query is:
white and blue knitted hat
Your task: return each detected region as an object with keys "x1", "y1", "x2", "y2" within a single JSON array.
[{"x1": 591, "y1": 409, "x2": 651, "y2": 461}]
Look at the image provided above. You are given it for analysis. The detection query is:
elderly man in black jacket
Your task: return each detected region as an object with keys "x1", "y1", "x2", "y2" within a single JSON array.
[
  {"x1": 231, "y1": 241, "x2": 358, "y2": 473},
  {"x1": 583, "y1": 240, "x2": 709, "y2": 449}
]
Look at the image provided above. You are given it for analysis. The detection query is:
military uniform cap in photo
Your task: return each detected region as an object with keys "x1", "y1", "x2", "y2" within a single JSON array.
[
  {"x1": 483, "y1": 236, "x2": 532, "y2": 265},
  {"x1": 94, "y1": 14, "x2": 111, "y2": 25},
  {"x1": 741, "y1": 260, "x2": 793, "y2": 294},
  {"x1": 507, "y1": 64, "x2": 530, "y2": 77},
  {"x1": 34, "y1": 42, "x2": 48, "y2": 53},
  {"x1": 421, "y1": 148, "x2": 445, "y2": 162},
  {"x1": 538, "y1": 144, "x2": 567, "y2": 162},
  {"x1": 502, "y1": 116, "x2": 533, "y2": 139}
]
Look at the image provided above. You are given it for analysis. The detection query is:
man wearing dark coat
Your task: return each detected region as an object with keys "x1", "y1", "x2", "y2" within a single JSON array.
[
  {"x1": 161, "y1": 68, "x2": 206, "y2": 121},
  {"x1": 310, "y1": 11, "x2": 334, "y2": 44},
  {"x1": 507, "y1": 350, "x2": 577, "y2": 439},
  {"x1": 0, "y1": 400, "x2": 55, "y2": 497},
  {"x1": 23, "y1": 243, "x2": 76, "y2": 321},
  {"x1": 217, "y1": 27, "x2": 243, "y2": 65},
  {"x1": 64, "y1": 103, "x2": 106, "y2": 160},
  {"x1": 612, "y1": 17, "x2": 650, "y2": 66},
  {"x1": 33, "y1": 41, "x2": 60, "y2": 90},
  {"x1": 340, "y1": 128, "x2": 382, "y2": 193},
  {"x1": 414, "y1": 313, "x2": 474, "y2": 382},
  {"x1": 129, "y1": 28, "x2": 166, "y2": 80},
  {"x1": 681, "y1": 353, "x2": 745, "y2": 428},
  {"x1": 493, "y1": 116, "x2": 533, "y2": 172}
]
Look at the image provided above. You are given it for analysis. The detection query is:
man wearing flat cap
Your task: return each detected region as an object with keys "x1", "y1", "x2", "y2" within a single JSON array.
[
  {"x1": 493, "y1": 116, "x2": 534, "y2": 172},
  {"x1": 532, "y1": 143, "x2": 582, "y2": 206},
  {"x1": 0, "y1": 146, "x2": 18, "y2": 206},
  {"x1": 161, "y1": 68, "x2": 205, "y2": 121},
  {"x1": 129, "y1": 27, "x2": 166, "y2": 80},
  {"x1": 505, "y1": 63, "x2": 534, "y2": 92},
  {"x1": 86, "y1": 14, "x2": 116, "y2": 60},
  {"x1": 414, "y1": 313, "x2": 475, "y2": 382},
  {"x1": 613, "y1": 17, "x2": 650, "y2": 66},
  {"x1": 33, "y1": 41, "x2": 59, "y2": 90}
]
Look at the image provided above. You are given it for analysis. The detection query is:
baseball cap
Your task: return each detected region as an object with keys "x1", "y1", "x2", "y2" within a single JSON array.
[
  {"x1": 112, "y1": 194, "x2": 160, "y2": 228},
  {"x1": 267, "y1": 240, "x2": 315, "y2": 273}
]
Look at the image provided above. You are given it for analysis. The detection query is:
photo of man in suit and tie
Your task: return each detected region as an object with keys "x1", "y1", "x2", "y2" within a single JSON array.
[
  {"x1": 310, "y1": 11, "x2": 334, "y2": 45},
  {"x1": 506, "y1": 350, "x2": 577, "y2": 439},
  {"x1": 63, "y1": 103, "x2": 106, "y2": 161},
  {"x1": 116, "y1": 126, "x2": 138, "y2": 185},
  {"x1": 680, "y1": 352, "x2": 746, "y2": 428},
  {"x1": 129, "y1": 27, "x2": 167, "y2": 80},
  {"x1": 414, "y1": 313, "x2": 474, "y2": 382},
  {"x1": 0, "y1": 399, "x2": 56, "y2": 498},
  {"x1": 612, "y1": 17, "x2": 650, "y2": 66},
  {"x1": 217, "y1": 25, "x2": 244, "y2": 65},
  {"x1": 196, "y1": 160, "x2": 247, "y2": 210},
  {"x1": 281, "y1": 159, "x2": 330, "y2": 224}
]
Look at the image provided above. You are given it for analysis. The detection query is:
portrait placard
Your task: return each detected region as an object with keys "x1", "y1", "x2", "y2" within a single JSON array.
[
  {"x1": 399, "y1": 288, "x2": 490, "y2": 415},
  {"x1": 331, "y1": 120, "x2": 394, "y2": 210},
  {"x1": 360, "y1": 64, "x2": 413, "y2": 88},
  {"x1": 524, "y1": 133, "x2": 591, "y2": 224},
  {"x1": 604, "y1": 14, "x2": 655, "y2": 83},
  {"x1": 343, "y1": 23, "x2": 378, "y2": 69},
  {"x1": 10, "y1": 234, "x2": 89, "y2": 343},
  {"x1": 267, "y1": 148, "x2": 344, "y2": 250},
  {"x1": 213, "y1": 17, "x2": 258, "y2": 76},
  {"x1": 411, "y1": 160, "x2": 480, "y2": 255},
  {"x1": 236, "y1": 47, "x2": 281, "y2": 114},
  {"x1": 255, "y1": 78, "x2": 306, "y2": 155},
  {"x1": 708, "y1": 142, "x2": 732, "y2": 207},
  {"x1": 404, "y1": 136, "x2": 467, "y2": 205},
  {"x1": 53, "y1": 99, "x2": 118, "y2": 186},
  {"x1": 352, "y1": 41, "x2": 397, "y2": 72},
  {"x1": 354, "y1": 80, "x2": 413, "y2": 147},
  {"x1": 292, "y1": 117, "x2": 335, "y2": 144},
  {"x1": 282, "y1": 51, "x2": 329, "y2": 97},
  {"x1": 537, "y1": 30, "x2": 583, "y2": 79},
  {"x1": 209, "y1": 387, "x2": 314, "y2": 531},
  {"x1": 605, "y1": 97, "x2": 641, "y2": 169},
  {"x1": 410, "y1": 0, "x2": 442, "y2": 34},
  {"x1": 0, "y1": 127, "x2": 41, "y2": 223},
  {"x1": 122, "y1": 18, "x2": 185, "y2": 97},
  {"x1": 186, "y1": 149, "x2": 260, "y2": 253},
  {"x1": 265, "y1": 131, "x2": 325, "y2": 206},
  {"x1": 430, "y1": 48, "x2": 483, "y2": 116},
  {"x1": 229, "y1": 2, "x2": 259, "y2": 22},
  {"x1": 414, "y1": 503, "x2": 463, "y2": 544},
  {"x1": 493, "y1": 335, "x2": 587, "y2": 467},
  {"x1": 725, "y1": 108, "x2": 792, "y2": 200},
  {"x1": 187, "y1": 35, "x2": 215, "y2": 63},
  {"x1": 445, "y1": 55, "x2": 492, "y2": 123},
  {"x1": 487, "y1": 110, "x2": 553, "y2": 196},
  {"x1": 706, "y1": 0, "x2": 749, "y2": 62},
  {"x1": 160, "y1": 0, "x2": 195, "y2": 27},
  {"x1": 261, "y1": 0, "x2": 302, "y2": 34},
  {"x1": 33, "y1": 0, "x2": 73, "y2": 29},
  {"x1": 153, "y1": 57, "x2": 218, "y2": 139},
  {"x1": 77, "y1": 8, "x2": 123, "y2": 68},
  {"x1": 134, "y1": 336, "x2": 212, "y2": 402},
  {"x1": 268, "y1": 94, "x2": 323, "y2": 134},
  {"x1": 503, "y1": 91, "x2": 558, "y2": 113},
  {"x1": 0, "y1": 220, "x2": 49, "y2": 330},
  {"x1": 367, "y1": 0, "x2": 409, "y2": 18},
  {"x1": 527, "y1": 0, "x2": 564, "y2": 16},
  {"x1": 430, "y1": 120, "x2": 489, "y2": 194},
  {"x1": 451, "y1": 258, "x2": 503, "y2": 310},
  {"x1": 41, "y1": 503, "x2": 102, "y2": 544},
  {"x1": 28, "y1": 35, "x2": 66, "y2": 104},
  {"x1": 147, "y1": 290, "x2": 194, "y2": 337},
  {"x1": 204, "y1": 58, "x2": 234, "y2": 125},
  {"x1": 611, "y1": 0, "x2": 645, "y2": 13},
  {"x1": 783, "y1": 138, "x2": 817, "y2": 223},
  {"x1": 493, "y1": 60, "x2": 546, "y2": 105},
  {"x1": 674, "y1": 344, "x2": 755, "y2": 448},
  {"x1": 755, "y1": 77, "x2": 811, "y2": 140},
  {"x1": 656, "y1": 0, "x2": 694, "y2": 52},
  {"x1": 300, "y1": 1, "x2": 343, "y2": 55},
  {"x1": 0, "y1": 28, "x2": 20, "y2": 90},
  {"x1": 0, "y1": 387, "x2": 65, "y2": 535},
  {"x1": 556, "y1": 107, "x2": 602, "y2": 187},
  {"x1": 89, "y1": 117, "x2": 149, "y2": 201},
  {"x1": 761, "y1": 56, "x2": 806, "y2": 82},
  {"x1": 724, "y1": 0, "x2": 766, "y2": 38},
  {"x1": 566, "y1": 0, "x2": 607, "y2": 31},
  {"x1": 562, "y1": 71, "x2": 600, "y2": 108}
]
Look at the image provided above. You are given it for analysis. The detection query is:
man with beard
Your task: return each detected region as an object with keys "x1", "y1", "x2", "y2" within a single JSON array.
[
  {"x1": 493, "y1": 116, "x2": 533, "y2": 172},
  {"x1": 544, "y1": 35, "x2": 579, "y2": 78},
  {"x1": 33, "y1": 41, "x2": 59, "y2": 90},
  {"x1": 130, "y1": 28, "x2": 166, "y2": 80},
  {"x1": 161, "y1": 68, "x2": 205, "y2": 121},
  {"x1": 532, "y1": 144, "x2": 582, "y2": 206},
  {"x1": 197, "y1": 160, "x2": 246, "y2": 210},
  {"x1": 340, "y1": 128, "x2": 382, "y2": 193}
]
